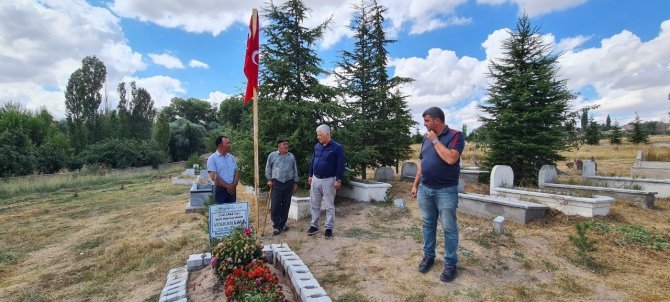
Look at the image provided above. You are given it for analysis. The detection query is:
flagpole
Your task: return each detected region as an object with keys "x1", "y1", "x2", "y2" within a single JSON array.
[{"x1": 250, "y1": 9, "x2": 260, "y2": 237}]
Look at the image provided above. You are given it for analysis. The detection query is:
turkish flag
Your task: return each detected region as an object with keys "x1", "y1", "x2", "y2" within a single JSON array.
[{"x1": 243, "y1": 9, "x2": 259, "y2": 104}]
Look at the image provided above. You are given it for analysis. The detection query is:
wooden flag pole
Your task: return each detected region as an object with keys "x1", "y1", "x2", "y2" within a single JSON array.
[{"x1": 253, "y1": 87, "x2": 260, "y2": 236}]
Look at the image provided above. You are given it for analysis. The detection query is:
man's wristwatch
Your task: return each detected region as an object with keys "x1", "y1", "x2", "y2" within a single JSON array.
[{"x1": 431, "y1": 139, "x2": 439, "y2": 145}]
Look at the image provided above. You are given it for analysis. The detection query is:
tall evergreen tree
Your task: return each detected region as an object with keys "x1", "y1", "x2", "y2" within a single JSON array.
[
  {"x1": 605, "y1": 114, "x2": 611, "y2": 130},
  {"x1": 479, "y1": 14, "x2": 576, "y2": 185},
  {"x1": 609, "y1": 121, "x2": 622, "y2": 145},
  {"x1": 240, "y1": 0, "x2": 340, "y2": 185},
  {"x1": 65, "y1": 56, "x2": 107, "y2": 152},
  {"x1": 628, "y1": 114, "x2": 649, "y2": 144},
  {"x1": 584, "y1": 117, "x2": 601, "y2": 145},
  {"x1": 336, "y1": 0, "x2": 414, "y2": 178},
  {"x1": 129, "y1": 82, "x2": 156, "y2": 140},
  {"x1": 152, "y1": 110, "x2": 171, "y2": 155},
  {"x1": 580, "y1": 109, "x2": 589, "y2": 130}
]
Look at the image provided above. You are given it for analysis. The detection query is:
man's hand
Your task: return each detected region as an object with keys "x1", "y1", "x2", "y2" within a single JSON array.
[
  {"x1": 293, "y1": 183, "x2": 298, "y2": 192},
  {"x1": 411, "y1": 185, "x2": 418, "y2": 198},
  {"x1": 307, "y1": 176, "x2": 312, "y2": 186},
  {"x1": 426, "y1": 130, "x2": 438, "y2": 144},
  {"x1": 267, "y1": 181, "x2": 273, "y2": 190},
  {"x1": 334, "y1": 180, "x2": 341, "y2": 190}
]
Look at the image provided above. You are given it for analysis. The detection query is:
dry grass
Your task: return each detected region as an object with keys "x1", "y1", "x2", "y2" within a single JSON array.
[{"x1": 0, "y1": 137, "x2": 669, "y2": 301}]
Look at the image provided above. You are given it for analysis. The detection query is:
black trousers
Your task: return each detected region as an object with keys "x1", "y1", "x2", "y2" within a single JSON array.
[{"x1": 271, "y1": 179, "x2": 294, "y2": 230}]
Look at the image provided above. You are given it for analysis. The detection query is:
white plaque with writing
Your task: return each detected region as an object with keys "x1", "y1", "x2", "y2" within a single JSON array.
[{"x1": 208, "y1": 202, "x2": 250, "y2": 239}]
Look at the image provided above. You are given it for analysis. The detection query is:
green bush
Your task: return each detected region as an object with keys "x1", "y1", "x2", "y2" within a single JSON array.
[{"x1": 82, "y1": 138, "x2": 168, "y2": 169}]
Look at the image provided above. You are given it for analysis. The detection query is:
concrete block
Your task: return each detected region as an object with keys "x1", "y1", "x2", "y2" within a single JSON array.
[
  {"x1": 300, "y1": 287, "x2": 328, "y2": 301},
  {"x1": 304, "y1": 297, "x2": 333, "y2": 302},
  {"x1": 293, "y1": 277, "x2": 320, "y2": 296},
  {"x1": 290, "y1": 271, "x2": 315, "y2": 293},
  {"x1": 287, "y1": 264, "x2": 310, "y2": 276},
  {"x1": 492, "y1": 216, "x2": 505, "y2": 235},
  {"x1": 393, "y1": 199, "x2": 405, "y2": 208},
  {"x1": 262, "y1": 245, "x2": 273, "y2": 263},
  {"x1": 281, "y1": 258, "x2": 304, "y2": 271},
  {"x1": 159, "y1": 289, "x2": 186, "y2": 302}
]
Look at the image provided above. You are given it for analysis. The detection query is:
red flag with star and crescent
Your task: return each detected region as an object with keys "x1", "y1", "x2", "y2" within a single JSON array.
[{"x1": 243, "y1": 9, "x2": 259, "y2": 104}]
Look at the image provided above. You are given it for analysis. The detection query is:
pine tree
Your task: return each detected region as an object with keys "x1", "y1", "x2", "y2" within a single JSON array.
[
  {"x1": 584, "y1": 117, "x2": 601, "y2": 145},
  {"x1": 605, "y1": 114, "x2": 611, "y2": 131},
  {"x1": 580, "y1": 109, "x2": 589, "y2": 130},
  {"x1": 628, "y1": 114, "x2": 649, "y2": 144},
  {"x1": 479, "y1": 14, "x2": 576, "y2": 185},
  {"x1": 233, "y1": 0, "x2": 341, "y2": 185},
  {"x1": 336, "y1": 0, "x2": 414, "y2": 178},
  {"x1": 609, "y1": 121, "x2": 622, "y2": 145}
]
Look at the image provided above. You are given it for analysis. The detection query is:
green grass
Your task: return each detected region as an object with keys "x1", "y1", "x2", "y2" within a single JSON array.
[
  {"x1": 0, "y1": 166, "x2": 182, "y2": 200},
  {"x1": 74, "y1": 236, "x2": 105, "y2": 251},
  {"x1": 335, "y1": 291, "x2": 374, "y2": 302},
  {"x1": 616, "y1": 225, "x2": 669, "y2": 250}
]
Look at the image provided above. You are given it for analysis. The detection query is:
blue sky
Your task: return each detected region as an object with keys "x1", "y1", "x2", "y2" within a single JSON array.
[{"x1": 1, "y1": 0, "x2": 669, "y2": 132}]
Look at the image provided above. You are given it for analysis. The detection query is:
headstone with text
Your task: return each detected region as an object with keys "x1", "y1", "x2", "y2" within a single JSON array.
[{"x1": 209, "y1": 202, "x2": 250, "y2": 239}]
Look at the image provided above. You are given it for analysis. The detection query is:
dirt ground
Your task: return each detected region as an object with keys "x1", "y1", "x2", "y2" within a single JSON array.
[{"x1": 186, "y1": 175, "x2": 668, "y2": 301}]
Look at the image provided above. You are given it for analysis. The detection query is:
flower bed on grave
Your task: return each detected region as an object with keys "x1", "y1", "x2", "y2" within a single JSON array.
[{"x1": 210, "y1": 227, "x2": 286, "y2": 301}]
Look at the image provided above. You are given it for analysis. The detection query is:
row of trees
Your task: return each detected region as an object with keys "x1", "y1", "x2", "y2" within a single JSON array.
[{"x1": 1, "y1": 0, "x2": 415, "y2": 181}]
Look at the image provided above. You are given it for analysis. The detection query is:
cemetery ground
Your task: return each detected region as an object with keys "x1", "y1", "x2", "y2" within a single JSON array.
[{"x1": 0, "y1": 137, "x2": 669, "y2": 301}]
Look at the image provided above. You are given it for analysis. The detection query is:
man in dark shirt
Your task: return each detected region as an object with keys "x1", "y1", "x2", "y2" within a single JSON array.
[
  {"x1": 411, "y1": 107, "x2": 465, "y2": 282},
  {"x1": 307, "y1": 124, "x2": 345, "y2": 239}
]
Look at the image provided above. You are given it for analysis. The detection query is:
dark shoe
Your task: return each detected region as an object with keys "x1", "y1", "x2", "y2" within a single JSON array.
[
  {"x1": 418, "y1": 256, "x2": 435, "y2": 273},
  {"x1": 440, "y1": 264, "x2": 457, "y2": 282},
  {"x1": 324, "y1": 229, "x2": 333, "y2": 239},
  {"x1": 282, "y1": 225, "x2": 290, "y2": 232},
  {"x1": 307, "y1": 226, "x2": 319, "y2": 236},
  {"x1": 272, "y1": 228, "x2": 280, "y2": 236}
]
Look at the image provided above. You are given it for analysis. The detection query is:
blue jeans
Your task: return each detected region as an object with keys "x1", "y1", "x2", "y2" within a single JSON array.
[{"x1": 417, "y1": 184, "x2": 459, "y2": 265}]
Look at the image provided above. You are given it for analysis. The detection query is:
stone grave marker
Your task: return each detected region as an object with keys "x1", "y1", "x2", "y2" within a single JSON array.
[
  {"x1": 401, "y1": 162, "x2": 417, "y2": 180},
  {"x1": 374, "y1": 166, "x2": 395, "y2": 181}
]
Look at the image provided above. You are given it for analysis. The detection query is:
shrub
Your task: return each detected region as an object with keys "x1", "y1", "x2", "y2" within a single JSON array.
[
  {"x1": 210, "y1": 228, "x2": 262, "y2": 279},
  {"x1": 82, "y1": 138, "x2": 168, "y2": 169},
  {"x1": 224, "y1": 259, "x2": 284, "y2": 302}
]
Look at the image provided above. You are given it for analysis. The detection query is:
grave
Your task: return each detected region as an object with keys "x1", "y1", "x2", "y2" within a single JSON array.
[
  {"x1": 491, "y1": 165, "x2": 613, "y2": 217},
  {"x1": 373, "y1": 166, "x2": 395, "y2": 182},
  {"x1": 336, "y1": 180, "x2": 391, "y2": 202},
  {"x1": 400, "y1": 162, "x2": 417, "y2": 180},
  {"x1": 460, "y1": 168, "x2": 489, "y2": 185},
  {"x1": 631, "y1": 150, "x2": 670, "y2": 179},
  {"x1": 186, "y1": 182, "x2": 213, "y2": 213},
  {"x1": 538, "y1": 164, "x2": 656, "y2": 208},
  {"x1": 288, "y1": 195, "x2": 310, "y2": 220},
  {"x1": 582, "y1": 160, "x2": 670, "y2": 198},
  {"x1": 457, "y1": 193, "x2": 548, "y2": 224}
]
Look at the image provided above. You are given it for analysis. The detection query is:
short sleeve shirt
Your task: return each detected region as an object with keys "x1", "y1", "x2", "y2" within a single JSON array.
[
  {"x1": 206, "y1": 151, "x2": 237, "y2": 184},
  {"x1": 419, "y1": 127, "x2": 465, "y2": 188}
]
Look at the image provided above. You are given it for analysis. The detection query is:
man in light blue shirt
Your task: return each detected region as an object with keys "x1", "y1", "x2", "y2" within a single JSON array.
[
  {"x1": 207, "y1": 136, "x2": 239, "y2": 204},
  {"x1": 265, "y1": 137, "x2": 299, "y2": 235}
]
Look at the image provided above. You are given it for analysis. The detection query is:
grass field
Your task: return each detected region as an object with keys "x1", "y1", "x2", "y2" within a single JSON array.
[{"x1": 0, "y1": 137, "x2": 668, "y2": 301}]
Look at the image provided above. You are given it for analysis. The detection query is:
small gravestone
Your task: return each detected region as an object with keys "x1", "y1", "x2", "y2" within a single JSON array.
[
  {"x1": 401, "y1": 162, "x2": 417, "y2": 180},
  {"x1": 182, "y1": 168, "x2": 195, "y2": 176},
  {"x1": 538, "y1": 165, "x2": 557, "y2": 187},
  {"x1": 582, "y1": 160, "x2": 596, "y2": 178},
  {"x1": 492, "y1": 216, "x2": 505, "y2": 236},
  {"x1": 374, "y1": 166, "x2": 395, "y2": 181},
  {"x1": 393, "y1": 198, "x2": 405, "y2": 208},
  {"x1": 574, "y1": 159, "x2": 583, "y2": 171},
  {"x1": 490, "y1": 165, "x2": 514, "y2": 194}
]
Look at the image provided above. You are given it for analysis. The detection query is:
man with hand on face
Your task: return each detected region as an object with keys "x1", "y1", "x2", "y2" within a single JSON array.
[
  {"x1": 265, "y1": 137, "x2": 299, "y2": 236},
  {"x1": 411, "y1": 107, "x2": 465, "y2": 282},
  {"x1": 207, "y1": 135, "x2": 240, "y2": 204}
]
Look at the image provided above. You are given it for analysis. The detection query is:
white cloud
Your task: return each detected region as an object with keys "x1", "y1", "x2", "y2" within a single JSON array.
[
  {"x1": 149, "y1": 53, "x2": 184, "y2": 69},
  {"x1": 123, "y1": 75, "x2": 186, "y2": 109},
  {"x1": 559, "y1": 20, "x2": 670, "y2": 123},
  {"x1": 189, "y1": 59, "x2": 209, "y2": 69},
  {"x1": 0, "y1": 0, "x2": 145, "y2": 118},
  {"x1": 205, "y1": 91, "x2": 232, "y2": 107},
  {"x1": 476, "y1": 0, "x2": 589, "y2": 17}
]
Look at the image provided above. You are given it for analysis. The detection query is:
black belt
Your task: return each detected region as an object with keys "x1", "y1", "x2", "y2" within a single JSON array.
[{"x1": 313, "y1": 175, "x2": 333, "y2": 179}]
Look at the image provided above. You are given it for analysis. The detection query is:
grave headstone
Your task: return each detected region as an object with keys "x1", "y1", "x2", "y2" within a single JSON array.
[
  {"x1": 582, "y1": 160, "x2": 596, "y2": 178},
  {"x1": 374, "y1": 166, "x2": 395, "y2": 181},
  {"x1": 538, "y1": 165, "x2": 557, "y2": 187},
  {"x1": 574, "y1": 159, "x2": 583, "y2": 171},
  {"x1": 490, "y1": 165, "x2": 514, "y2": 194},
  {"x1": 182, "y1": 168, "x2": 195, "y2": 176},
  {"x1": 400, "y1": 162, "x2": 417, "y2": 180}
]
